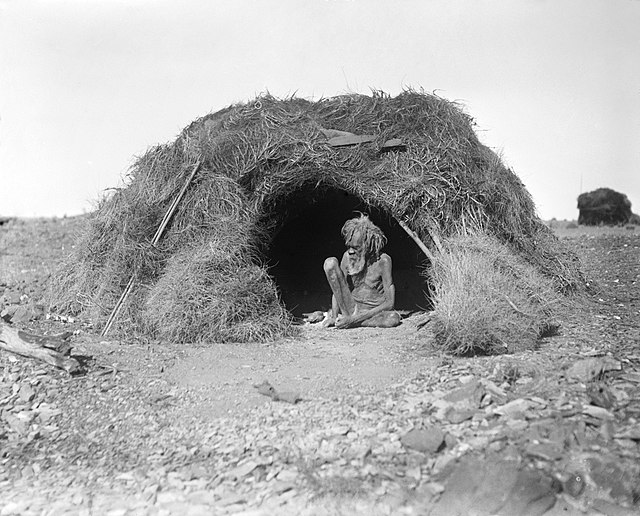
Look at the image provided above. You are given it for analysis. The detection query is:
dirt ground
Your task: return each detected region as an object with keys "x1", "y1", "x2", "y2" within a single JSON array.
[{"x1": 1, "y1": 217, "x2": 639, "y2": 515}]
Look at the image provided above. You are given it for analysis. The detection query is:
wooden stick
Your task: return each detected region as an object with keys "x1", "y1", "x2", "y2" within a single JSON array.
[
  {"x1": 100, "y1": 275, "x2": 135, "y2": 337},
  {"x1": 396, "y1": 219, "x2": 436, "y2": 263},
  {"x1": 152, "y1": 160, "x2": 201, "y2": 245},
  {"x1": 427, "y1": 225, "x2": 444, "y2": 254},
  {"x1": 101, "y1": 159, "x2": 202, "y2": 337},
  {"x1": 0, "y1": 323, "x2": 80, "y2": 374}
]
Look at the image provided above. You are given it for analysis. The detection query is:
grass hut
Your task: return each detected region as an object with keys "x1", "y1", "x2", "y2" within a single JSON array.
[{"x1": 51, "y1": 90, "x2": 583, "y2": 353}]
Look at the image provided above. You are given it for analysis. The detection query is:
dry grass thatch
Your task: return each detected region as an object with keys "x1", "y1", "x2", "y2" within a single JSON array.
[{"x1": 50, "y1": 89, "x2": 584, "y2": 346}]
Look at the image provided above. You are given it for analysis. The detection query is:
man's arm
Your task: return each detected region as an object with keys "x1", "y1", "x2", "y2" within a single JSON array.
[{"x1": 336, "y1": 254, "x2": 395, "y2": 328}]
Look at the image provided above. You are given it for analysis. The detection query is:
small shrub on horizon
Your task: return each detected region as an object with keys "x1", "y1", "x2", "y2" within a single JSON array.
[{"x1": 427, "y1": 233, "x2": 563, "y2": 356}]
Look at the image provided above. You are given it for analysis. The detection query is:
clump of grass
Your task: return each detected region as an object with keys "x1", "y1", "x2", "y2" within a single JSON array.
[
  {"x1": 428, "y1": 233, "x2": 563, "y2": 355},
  {"x1": 140, "y1": 238, "x2": 294, "y2": 343}
]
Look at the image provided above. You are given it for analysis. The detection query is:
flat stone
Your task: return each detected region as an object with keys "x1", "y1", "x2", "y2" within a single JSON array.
[
  {"x1": 4, "y1": 413, "x2": 30, "y2": 435},
  {"x1": 567, "y1": 357, "x2": 621, "y2": 382},
  {"x1": 525, "y1": 442, "x2": 564, "y2": 462},
  {"x1": 431, "y1": 456, "x2": 559, "y2": 516},
  {"x1": 586, "y1": 457, "x2": 638, "y2": 504},
  {"x1": 583, "y1": 405, "x2": 614, "y2": 420},
  {"x1": 0, "y1": 305, "x2": 19, "y2": 322},
  {"x1": 445, "y1": 408, "x2": 476, "y2": 424},
  {"x1": 275, "y1": 469, "x2": 298, "y2": 483},
  {"x1": 614, "y1": 425, "x2": 640, "y2": 440},
  {"x1": 591, "y1": 498, "x2": 638, "y2": 516},
  {"x1": 442, "y1": 379, "x2": 484, "y2": 410},
  {"x1": 1, "y1": 292, "x2": 22, "y2": 305},
  {"x1": 228, "y1": 460, "x2": 259, "y2": 479},
  {"x1": 494, "y1": 398, "x2": 535, "y2": 417},
  {"x1": 18, "y1": 384, "x2": 35, "y2": 403},
  {"x1": 587, "y1": 383, "x2": 616, "y2": 409},
  {"x1": 400, "y1": 426, "x2": 445, "y2": 454},
  {"x1": 9, "y1": 304, "x2": 39, "y2": 323}
]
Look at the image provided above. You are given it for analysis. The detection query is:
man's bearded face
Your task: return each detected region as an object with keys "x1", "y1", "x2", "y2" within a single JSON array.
[{"x1": 345, "y1": 230, "x2": 367, "y2": 276}]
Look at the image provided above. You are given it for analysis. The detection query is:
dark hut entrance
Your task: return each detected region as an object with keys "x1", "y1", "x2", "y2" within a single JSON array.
[{"x1": 260, "y1": 185, "x2": 431, "y2": 318}]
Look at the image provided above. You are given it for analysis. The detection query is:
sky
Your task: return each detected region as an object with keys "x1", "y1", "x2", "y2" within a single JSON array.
[{"x1": 1, "y1": 0, "x2": 639, "y2": 221}]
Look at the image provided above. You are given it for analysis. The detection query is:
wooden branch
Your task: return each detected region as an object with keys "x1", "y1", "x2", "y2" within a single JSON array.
[
  {"x1": 100, "y1": 275, "x2": 135, "y2": 337},
  {"x1": 396, "y1": 219, "x2": 436, "y2": 263},
  {"x1": 0, "y1": 323, "x2": 81, "y2": 374}
]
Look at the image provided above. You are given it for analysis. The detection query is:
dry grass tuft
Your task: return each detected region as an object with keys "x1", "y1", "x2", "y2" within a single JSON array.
[
  {"x1": 428, "y1": 234, "x2": 563, "y2": 355},
  {"x1": 140, "y1": 238, "x2": 294, "y2": 343}
]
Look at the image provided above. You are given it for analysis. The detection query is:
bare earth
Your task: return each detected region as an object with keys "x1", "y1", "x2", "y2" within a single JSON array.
[{"x1": 0, "y1": 218, "x2": 639, "y2": 515}]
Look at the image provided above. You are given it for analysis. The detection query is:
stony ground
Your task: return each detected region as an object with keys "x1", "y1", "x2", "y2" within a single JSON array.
[{"x1": 1, "y1": 218, "x2": 639, "y2": 515}]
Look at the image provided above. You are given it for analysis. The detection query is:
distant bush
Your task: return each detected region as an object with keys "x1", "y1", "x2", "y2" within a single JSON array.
[
  {"x1": 428, "y1": 234, "x2": 562, "y2": 356},
  {"x1": 565, "y1": 221, "x2": 578, "y2": 229}
]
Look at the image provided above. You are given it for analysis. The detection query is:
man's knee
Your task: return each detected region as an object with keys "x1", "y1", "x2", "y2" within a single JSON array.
[
  {"x1": 323, "y1": 257, "x2": 340, "y2": 274},
  {"x1": 386, "y1": 311, "x2": 401, "y2": 327}
]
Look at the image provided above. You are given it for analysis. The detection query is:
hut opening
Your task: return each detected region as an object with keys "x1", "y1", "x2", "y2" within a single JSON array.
[{"x1": 259, "y1": 184, "x2": 430, "y2": 318}]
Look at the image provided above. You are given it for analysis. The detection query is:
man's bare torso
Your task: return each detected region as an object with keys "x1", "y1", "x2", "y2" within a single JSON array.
[{"x1": 341, "y1": 252, "x2": 389, "y2": 310}]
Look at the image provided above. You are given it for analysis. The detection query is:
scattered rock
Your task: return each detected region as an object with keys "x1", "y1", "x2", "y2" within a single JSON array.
[
  {"x1": 525, "y1": 442, "x2": 563, "y2": 462},
  {"x1": 494, "y1": 398, "x2": 533, "y2": 417},
  {"x1": 4, "y1": 413, "x2": 30, "y2": 435},
  {"x1": 400, "y1": 426, "x2": 445, "y2": 454},
  {"x1": 431, "y1": 456, "x2": 559, "y2": 516},
  {"x1": 587, "y1": 382, "x2": 616, "y2": 409},
  {"x1": 18, "y1": 383, "x2": 35, "y2": 403},
  {"x1": 442, "y1": 378, "x2": 484, "y2": 410},
  {"x1": 1, "y1": 292, "x2": 22, "y2": 305},
  {"x1": 583, "y1": 405, "x2": 614, "y2": 420},
  {"x1": 253, "y1": 380, "x2": 301, "y2": 404},
  {"x1": 562, "y1": 472, "x2": 585, "y2": 497},
  {"x1": 590, "y1": 498, "x2": 638, "y2": 516},
  {"x1": 228, "y1": 460, "x2": 259, "y2": 479},
  {"x1": 614, "y1": 425, "x2": 640, "y2": 440},
  {"x1": 6, "y1": 303, "x2": 40, "y2": 323},
  {"x1": 585, "y1": 457, "x2": 639, "y2": 504},
  {"x1": 445, "y1": 408, "x2": 476, "y2": 424},
  {"x1": 567, "y1": 357, "x2": 622, "y2": 382}
]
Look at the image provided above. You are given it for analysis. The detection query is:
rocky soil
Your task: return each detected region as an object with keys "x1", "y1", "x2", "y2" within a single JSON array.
[{"x1": 1, "y1": 218, "x2": 639, "y2": 515}]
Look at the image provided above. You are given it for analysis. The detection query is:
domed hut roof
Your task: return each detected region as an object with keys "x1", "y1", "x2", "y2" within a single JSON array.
[{"x1": 52, "y1": 90, "x2": 582, "y2": 345}]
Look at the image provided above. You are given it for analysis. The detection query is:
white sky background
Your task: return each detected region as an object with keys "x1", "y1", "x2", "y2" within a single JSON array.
[{"x1": 0, "y1": 0, "x2": 638, "y2": 220}]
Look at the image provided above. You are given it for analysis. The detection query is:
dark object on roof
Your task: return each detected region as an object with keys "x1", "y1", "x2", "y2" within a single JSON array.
[{"x1": 577, "y1": 188, "x2": 633, "y2": 226}]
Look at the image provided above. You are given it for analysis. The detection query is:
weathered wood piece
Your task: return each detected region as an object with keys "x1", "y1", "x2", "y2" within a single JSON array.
[
  {"x1": 396, "y1": 219, "x2": 436, "y2": 263},
  {"x1": 0, "y1": 323, "x2": 80, "y2": 374},
  {"x1": 380, "y1": 138, "x2": 407, "y2": 152},
  {"x1": 318, "y1": 128, "x2": 355, "y2": 139},
  {"x1": 328, "y1": 134, "x2": 376, "y2": 147}
]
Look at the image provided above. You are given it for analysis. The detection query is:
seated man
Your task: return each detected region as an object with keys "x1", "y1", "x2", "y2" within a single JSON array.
[{"x1": 323, "y1": 214, "x2": 401, "y2": 329}]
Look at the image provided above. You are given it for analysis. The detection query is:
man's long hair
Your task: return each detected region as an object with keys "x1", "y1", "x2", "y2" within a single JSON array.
[{"x1": 341, "y1": 214, "x2": 387, "y2": 260}]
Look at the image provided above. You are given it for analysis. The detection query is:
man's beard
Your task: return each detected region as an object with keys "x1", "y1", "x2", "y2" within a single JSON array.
[{"x1": 346, "y1": 253, "x2": 366, "y2": 276}]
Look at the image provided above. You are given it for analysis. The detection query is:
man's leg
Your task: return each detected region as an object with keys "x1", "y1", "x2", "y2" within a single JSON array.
[
  {"x1": 360, "y1": 311, "x2": 402, "y2": 328},
  {"x1": 323, "y1": 257, "x2": 355, "y2": 316}
]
